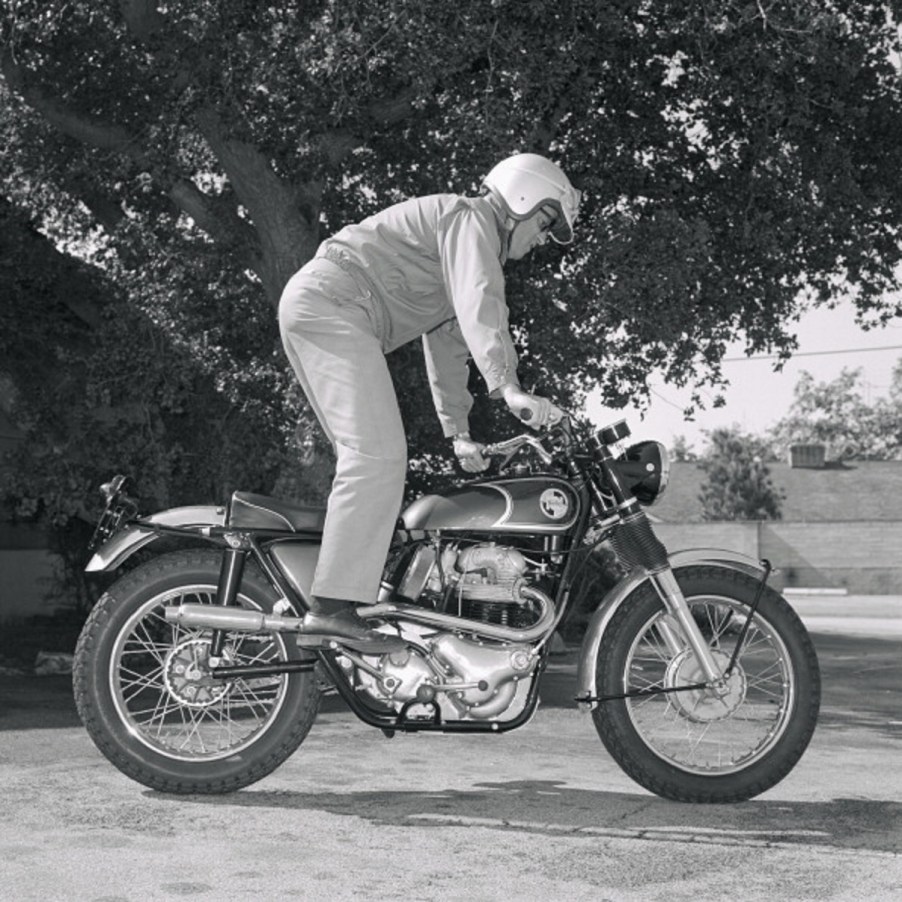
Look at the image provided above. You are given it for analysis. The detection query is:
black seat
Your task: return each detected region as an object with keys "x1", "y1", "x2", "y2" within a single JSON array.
[{"x1": 229, "y1": 492, "x2": 326, "y2": 533}]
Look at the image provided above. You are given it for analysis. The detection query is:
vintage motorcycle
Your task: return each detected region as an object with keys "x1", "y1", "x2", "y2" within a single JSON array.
[{"x1": 74, "y1": 416, "x2": 820, "y2": 803}]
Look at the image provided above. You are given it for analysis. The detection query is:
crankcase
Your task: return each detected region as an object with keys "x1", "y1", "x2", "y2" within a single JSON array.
[{"x1": 430, "y1": 633, "x2": 536, "y2": 718}]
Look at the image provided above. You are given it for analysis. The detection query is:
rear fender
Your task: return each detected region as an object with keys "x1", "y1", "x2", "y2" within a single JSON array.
[
  {"x1": 575, "y1": 548, "x2": 771, "y2": 707},
  {"x1": 85, "y1": 505, "x2": 226, "y2": 572}
]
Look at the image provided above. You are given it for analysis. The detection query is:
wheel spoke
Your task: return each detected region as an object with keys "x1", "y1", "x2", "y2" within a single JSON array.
[
  {"x1": 621, "y1": 594, "x2": 796, "y2": 775},
  {"x1": 109, "y1": 583, "x2": 292, "y2": 761}
]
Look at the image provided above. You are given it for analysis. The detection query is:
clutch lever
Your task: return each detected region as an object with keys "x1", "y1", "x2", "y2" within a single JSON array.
[{"x1": 483, "y1": 434, "x2": 554, "y2": 468}]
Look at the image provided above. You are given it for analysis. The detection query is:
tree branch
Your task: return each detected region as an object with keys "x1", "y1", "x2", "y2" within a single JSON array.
[
  {"x1": 312, "y1": 84, "x2": 424, "y2": 168},
  {"x1": 1, "y1": 51, "x2": 259, "y2": 261},
  {"x1": 168, "y1": 177, "x2": 258, "y2": 254},
  {"x1": 1, "y1": 50, "x2": 152, "y2": 166}
]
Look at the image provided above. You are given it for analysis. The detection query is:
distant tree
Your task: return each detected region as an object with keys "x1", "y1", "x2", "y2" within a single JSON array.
[
  {"x1": 698, "y1": 427, "x2": 783, "y2": 521},
  {"x1": 768, "y1": 366, "x2": 902, "y2": 461},
  {"x1": 670, "y1": 434, "x2": 698, "y2": 462}
]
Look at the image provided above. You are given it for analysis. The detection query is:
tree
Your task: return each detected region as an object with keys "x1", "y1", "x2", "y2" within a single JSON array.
[
  {"x1": 0, "y1": 197, "x2": 335, "y2": 609},
  {"x1": 698, "y1": 427, "x2": 783, "y2": 521},
  {"x1": 768, "y1": 365, "x2": 902, "y2": 461},
  {"x1": 2, "y1": 1, "x2": 902, "y2": 522},
  {"x1": 670, "y1": 434, "x2": 698, "y2": 462}
]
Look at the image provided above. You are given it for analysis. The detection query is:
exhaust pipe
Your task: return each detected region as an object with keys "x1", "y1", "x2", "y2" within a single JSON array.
[
  {"x1": 359, "y1": 585, "x2": 557, "y2": 644},
  {"x1": 166, "y1": 584, "x2": 558, "y2": 644},
  {"x1": 164, "y1": 604, "x2": 304, "y2": 632}
]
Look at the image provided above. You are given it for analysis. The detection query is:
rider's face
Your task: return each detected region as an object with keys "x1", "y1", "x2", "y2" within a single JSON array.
[{"x1": 507, "y1": 207, "x2": 557, "y2": 261}]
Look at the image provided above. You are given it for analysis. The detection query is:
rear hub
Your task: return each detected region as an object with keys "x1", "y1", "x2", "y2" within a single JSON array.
[{"x1": 163, "y1": 638, "x2": 231, "y2": 708}]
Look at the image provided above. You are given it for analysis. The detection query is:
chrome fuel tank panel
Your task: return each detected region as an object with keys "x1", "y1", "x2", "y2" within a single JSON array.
[{"x1": 401, "y1": 477, "x2": 579, "y2": 533}]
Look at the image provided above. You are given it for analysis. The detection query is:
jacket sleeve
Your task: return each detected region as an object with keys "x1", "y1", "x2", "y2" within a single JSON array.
[
  {"x1": 437, "y1": 204, "x2": 521, "y2": 398},
  {"x1": 422, "y1": 320, "x2": 473, "y2": 438}
]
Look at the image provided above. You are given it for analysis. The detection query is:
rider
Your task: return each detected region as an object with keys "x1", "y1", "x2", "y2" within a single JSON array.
[{"x1": 278, "y1": 152, "x2": 581, "y2": 650}]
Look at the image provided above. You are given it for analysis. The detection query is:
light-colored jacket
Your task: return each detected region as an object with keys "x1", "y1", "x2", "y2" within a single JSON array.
[{"x1": 316, "y1": 193, "x2": 521, "y2": 437}]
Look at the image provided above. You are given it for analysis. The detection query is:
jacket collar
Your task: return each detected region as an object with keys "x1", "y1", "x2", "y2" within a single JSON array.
[{"x1": 478, "y1": 192, "x2": 513, "y2": 264}]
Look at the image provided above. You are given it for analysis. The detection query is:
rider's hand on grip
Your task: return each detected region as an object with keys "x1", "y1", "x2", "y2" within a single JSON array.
[
  {"x1": 452, "y1": 434, "x2": 490, "y2": 473},
  {"x1": 501, "y1": 385, "x2": 563, "y2": 430}
]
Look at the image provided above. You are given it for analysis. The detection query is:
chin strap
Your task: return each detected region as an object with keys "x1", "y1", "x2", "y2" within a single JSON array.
[{"x1": 480, "y1": 190, "x2": 514, "y2": 263}]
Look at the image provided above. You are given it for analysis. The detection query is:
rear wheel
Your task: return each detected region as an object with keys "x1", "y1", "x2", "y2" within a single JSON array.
[
  {"x1": 74, "y1": 549, "x2": 320, "y2": 793},
  {"x1": 592, "y1": 566, "x2": 820, "y2": 802}
]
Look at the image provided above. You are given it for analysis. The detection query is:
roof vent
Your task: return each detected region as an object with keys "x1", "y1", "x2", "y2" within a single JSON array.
[{"x1": 788, "y1": 444, "x2": 826, "y2": 468}]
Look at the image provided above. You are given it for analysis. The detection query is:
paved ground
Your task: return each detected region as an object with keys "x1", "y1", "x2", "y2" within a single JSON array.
[{"x1": 0, "y1": 596, "x2": 899, "y2": 901}]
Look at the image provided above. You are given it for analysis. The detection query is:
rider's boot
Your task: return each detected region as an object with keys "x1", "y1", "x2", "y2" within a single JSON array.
[{"x1": 299, "y1": 597, "x2": 406, "y2": 654}]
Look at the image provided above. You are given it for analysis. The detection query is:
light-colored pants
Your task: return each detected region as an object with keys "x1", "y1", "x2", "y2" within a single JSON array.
[{"x1": 278, "y1": 257, "x2": 407, "y2": 603}]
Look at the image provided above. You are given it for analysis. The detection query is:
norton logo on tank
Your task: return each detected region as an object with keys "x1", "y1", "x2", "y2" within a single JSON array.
[
  {"x1": 539, "y1": 488, "x2": 570, "y2": 521},
  {"x1": 500, "y1": 478, "x2": 577, "y2": 530}
]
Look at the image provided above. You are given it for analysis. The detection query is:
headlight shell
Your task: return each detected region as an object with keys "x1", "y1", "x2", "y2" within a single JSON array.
[{"x1": 621, "y1": 441, "x2": 671, "y2": 506}]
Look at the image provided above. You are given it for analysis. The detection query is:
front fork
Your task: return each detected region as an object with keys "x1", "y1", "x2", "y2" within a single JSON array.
[
  {"x1": 649, "y1": 568, "x2": 726, "y2": 689},
  {"x1": 587, "y1": 446, "x2": 727, "y2": 691}
]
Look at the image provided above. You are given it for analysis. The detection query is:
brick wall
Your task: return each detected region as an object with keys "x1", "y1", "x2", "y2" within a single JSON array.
[{"x1": 653, "y1": 521, "x2": 902, "y2": 594}]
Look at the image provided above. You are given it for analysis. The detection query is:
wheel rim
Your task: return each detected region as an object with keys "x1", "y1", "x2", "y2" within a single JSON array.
[
  {"x1": 109, "y1": 584, "x2": 292, "y2": 762},
  {"x1": 623, "y1": 595, "x2": 795, "y2": 776}
]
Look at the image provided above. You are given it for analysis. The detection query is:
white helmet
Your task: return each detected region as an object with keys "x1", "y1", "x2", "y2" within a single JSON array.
[{"x1": 482, "y1": 152, "x2": 581, "y2": 244}]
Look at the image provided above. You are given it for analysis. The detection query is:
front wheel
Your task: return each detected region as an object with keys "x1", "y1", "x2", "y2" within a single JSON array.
[
  {"x1": 592, "y1": 566, "x2": 820, "y2": 802},
  {"x1": 74, "y1": 549, "x2": 320, "y2": 793}
]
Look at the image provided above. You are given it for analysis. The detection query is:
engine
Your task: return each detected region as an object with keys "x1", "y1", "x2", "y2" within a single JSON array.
[
  {"x1": 345, "y1": 540, "x2": 554, "y2": 723},
  {"x1": 390, "y1": 540, "x2": 540, "y2": 625}
]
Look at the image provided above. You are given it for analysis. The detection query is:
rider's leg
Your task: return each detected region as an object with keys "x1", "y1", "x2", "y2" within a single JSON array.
[{"x1": 279, "y1": 262, "x2": 406, "y2": 651}]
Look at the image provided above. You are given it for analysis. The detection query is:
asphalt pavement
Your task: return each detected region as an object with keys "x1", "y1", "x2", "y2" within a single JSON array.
[{"x1": 0, "y1": 595, "x2": 899, "y2": 901}]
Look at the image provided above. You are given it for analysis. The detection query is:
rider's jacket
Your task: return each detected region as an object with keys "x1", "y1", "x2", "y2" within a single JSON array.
[{"x1": 315, "y1": 193, "x2": 521, "y2": 437}]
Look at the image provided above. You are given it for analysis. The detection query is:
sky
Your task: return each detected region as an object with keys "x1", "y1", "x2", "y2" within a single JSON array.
[{"x1": 584, "y1": 296, "x2": 902, "y2": 454}]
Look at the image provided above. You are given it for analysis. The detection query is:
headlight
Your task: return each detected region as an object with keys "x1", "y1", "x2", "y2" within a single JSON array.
[{"x1": 617, "y1": 441, "x2": 671, "y2": 506}]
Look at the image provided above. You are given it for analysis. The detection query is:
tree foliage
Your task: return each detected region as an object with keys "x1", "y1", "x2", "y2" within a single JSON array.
[
  {"x1": 0, "y1": 197, "x2": 335, "y2": 606},
  {"x1": 2, "y1": 0, "x2": 902, "y2": 529},
  {"x1": 767, "y1": 364, "x2": 902, "y2": 460},
  {"x1": 698, "y1": 427, "x2": 784, "y2": 521}
]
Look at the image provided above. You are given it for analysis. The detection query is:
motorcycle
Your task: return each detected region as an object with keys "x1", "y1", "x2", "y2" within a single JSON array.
[{"x1": 74, "y1": 416, "x2": 820, "y2": 803}]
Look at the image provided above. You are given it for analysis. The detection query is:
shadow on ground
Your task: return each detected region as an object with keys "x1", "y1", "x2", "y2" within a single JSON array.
[{"x1": 157, "y1": 778, "x2": 902, "y2": 855}]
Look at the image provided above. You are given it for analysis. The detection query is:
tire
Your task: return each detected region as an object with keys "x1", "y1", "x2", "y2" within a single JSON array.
[
  {"x1": 591, "y1": 565, "x2": 820, "y2": 802},
  {"x1": 73, "y1": 549, "x2": 320, "y2": 794}
]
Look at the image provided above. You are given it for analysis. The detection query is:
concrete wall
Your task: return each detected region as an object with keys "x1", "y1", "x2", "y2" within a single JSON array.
[
  {"x1": 0, "y1": 549, "x2": 61, "y2": 619},
  {"x1": 654, "y1": 520, "x2": 902, "y2": 594},
  {"x1": 0, "y1": 523, "x2": 61, "y2": 619}
]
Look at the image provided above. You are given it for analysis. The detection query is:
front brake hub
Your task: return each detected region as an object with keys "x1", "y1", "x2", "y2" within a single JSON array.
[{"x1": 665, "y1": 648, "x2": 747, "y2": 722}]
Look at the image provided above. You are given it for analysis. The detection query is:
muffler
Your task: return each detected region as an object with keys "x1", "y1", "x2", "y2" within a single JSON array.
[{"x1": 164, "y1": 604, "x2": 304, "y2": 632}]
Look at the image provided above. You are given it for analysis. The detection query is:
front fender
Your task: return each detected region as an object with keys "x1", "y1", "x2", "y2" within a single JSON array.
[
  {"x1": 575, "y1": 548, "x2": 771, "y2": 707},
  {"x1": 85, "y1": 505, "x2": 226, "y2": 572}
]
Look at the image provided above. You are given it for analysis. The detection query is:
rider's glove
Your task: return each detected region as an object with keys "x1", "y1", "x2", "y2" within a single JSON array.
[
  {"x1": 500, "y1": 385, "x2": 564, "y2": 430},
  {"x1": 452, "y1": 433, "x2": 490, "y2": 473}
]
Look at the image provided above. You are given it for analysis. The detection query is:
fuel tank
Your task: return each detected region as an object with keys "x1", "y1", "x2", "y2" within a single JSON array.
[{"x1": 401, "y1": 477, "x2": 580, "y2": 534}]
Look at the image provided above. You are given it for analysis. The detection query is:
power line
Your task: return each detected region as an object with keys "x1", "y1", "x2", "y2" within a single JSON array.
[{"x1": 722, "y1": 344, "x2": 902, "y2": 362}]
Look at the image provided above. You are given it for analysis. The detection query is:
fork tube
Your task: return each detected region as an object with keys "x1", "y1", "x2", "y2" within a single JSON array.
[
  {"x1": 656, "y1": 615, "x2": 687, "y2": 659},
  {"x1": 651, "y1": 568, "x2": 724, "y2": 685}
]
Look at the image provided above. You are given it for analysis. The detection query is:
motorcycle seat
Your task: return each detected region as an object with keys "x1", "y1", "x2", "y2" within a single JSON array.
[{"x1": 228, "y1": 491, "x2": 326, "y2": 533}]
